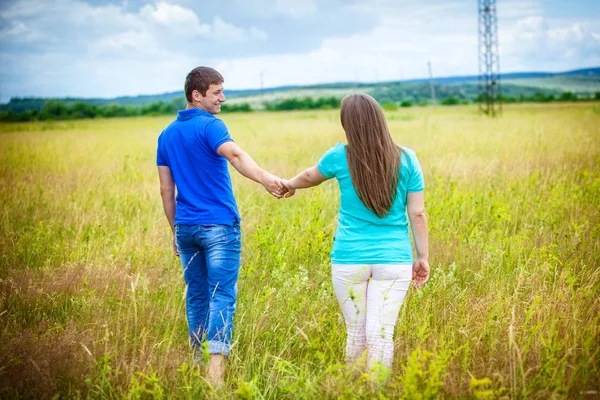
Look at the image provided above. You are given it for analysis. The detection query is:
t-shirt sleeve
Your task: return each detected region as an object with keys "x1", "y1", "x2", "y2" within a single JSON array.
[
  {"x1": 156, "y1": 133, "x2": 168, "y2": 166},
  {"x1": 407, "y1": 151, "x2": 425, "y2": 192},
  {"x1": 317, "y1": 144, "x2": 342, "y2": 179},
  {"x1": 204, "y1": 119, "x2": 233, "y2": 153}
]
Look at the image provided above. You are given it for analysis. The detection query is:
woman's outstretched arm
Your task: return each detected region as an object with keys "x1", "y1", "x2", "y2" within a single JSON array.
[{"x1": 282, "y1": 165, "x2": 329, "y2": 196}]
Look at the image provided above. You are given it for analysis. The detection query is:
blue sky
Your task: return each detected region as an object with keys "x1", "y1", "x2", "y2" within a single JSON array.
[{"x1": 0, "y1": 0, "x2": 599, "y2": 102}]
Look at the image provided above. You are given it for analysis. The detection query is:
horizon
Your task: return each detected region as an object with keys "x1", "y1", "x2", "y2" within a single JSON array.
[
  {"x1": 1, "y1": 0, "x2": 599, "y2": 103},
  {"x1": 2, "y1": 66, "x2": 598, "y2": 104}
]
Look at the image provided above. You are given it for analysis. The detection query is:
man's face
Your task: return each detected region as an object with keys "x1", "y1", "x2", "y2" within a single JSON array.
[{"x1": 196, "y1": 83, "x2": 226, "y2": 114}]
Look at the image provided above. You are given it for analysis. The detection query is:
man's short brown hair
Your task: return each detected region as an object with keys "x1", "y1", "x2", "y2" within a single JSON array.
[{"x1": 185, "y1": 67, "x2": 224, "y2": 102}]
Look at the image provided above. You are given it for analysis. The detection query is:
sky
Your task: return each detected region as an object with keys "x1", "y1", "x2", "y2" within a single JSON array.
[{"x1": 0, "y1": 0, "x2": 599, "y2": 103}]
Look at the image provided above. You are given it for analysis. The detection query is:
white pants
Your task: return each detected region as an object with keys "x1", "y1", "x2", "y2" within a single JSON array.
[{"x1": 332, "y1": 263, "x2": 412, "y2": 370}]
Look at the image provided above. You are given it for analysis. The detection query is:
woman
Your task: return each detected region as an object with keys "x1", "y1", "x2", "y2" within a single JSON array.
[{"x1": 282, "y1": 93, "x2": 430, "y2": 371}]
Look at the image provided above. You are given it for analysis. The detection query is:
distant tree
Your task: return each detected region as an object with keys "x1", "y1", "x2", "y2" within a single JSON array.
[
  {"x1": 529, "y1": 92, "x2": 554, "y2": 103},
  {"x1": 315, "y1": 96, "x2": 340, "y2": 109},
  {"x1": 5, "y1": 109, "x2": 36, "y2": 121},
  {"x1": 70, "y1": 102, "x2": 99, "y2": 119},
  {"x1": 0, "y1": 110, "x2": 18, "y2": 122},
  {"x1": 497, "y1": 94, "x2": 516, "y2": 103},
  {"x1": 595, "y1": 92, "x2": 600, "y2": 101},
  {"x1": 102, "y1": 104, "x2": 137, "y2": 118},
  {"x1": 558, "y1": 91, "x2": 577, "y2": 102},
  {"x1": 141, "y1": 101, "x2": 175, "y2": 116},
  {"x1": 262, "y1": 96, "x2": 341, "y2": 111},
  {"x1": 2, "y1": 99, "x2": 185, "y2": 122},
  {"x1": 39, "y1": 100, "x2": 69, "y2": 120},
  {"x1": 275, "y1": 98, "x2": 304, "y2": 111},
  {"x1": 234, "y1": 102, "x2": 252, "y2": 112},
  {"x1": 221, "y1": 102, "x2": 252, "y2": 112},
  {"x1": 400, "y1": 100, "x2": 413, "y2": 108},
  {"x1": 440, "y1": 96, "x2": 460, "y2": 106},
  {"x1": 3, "y1": 97, "x2": 46, "y2": 113}
]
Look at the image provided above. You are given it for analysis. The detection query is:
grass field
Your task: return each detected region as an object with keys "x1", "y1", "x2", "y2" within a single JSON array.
[{"x1": 1, "y1": 103, "x2": 599, "y2": 399}]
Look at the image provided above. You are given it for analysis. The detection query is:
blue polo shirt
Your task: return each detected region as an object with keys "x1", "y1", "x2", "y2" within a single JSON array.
[
  {"x1": 318, "y1": 143, "x2": 424, "y2": 264},
  {"x1": 156, "y1": 108, "x2": 240, "y2": 225}
]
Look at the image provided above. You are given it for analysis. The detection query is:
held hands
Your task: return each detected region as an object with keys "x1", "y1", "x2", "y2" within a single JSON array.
[
  {"x1": 280, "y1": 179, "x2": 296, "y2": 198},
  {"x1": 261, "y1": 172, "x2": 295, "y2": 199},
  {"x1": 412, "y1": 258, "x2": 430, "y2": 288}
]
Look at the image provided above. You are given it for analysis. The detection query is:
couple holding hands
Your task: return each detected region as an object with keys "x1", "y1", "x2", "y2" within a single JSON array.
[{"x1": 157, "y1": 67, "x2": 430, "y2": 386}]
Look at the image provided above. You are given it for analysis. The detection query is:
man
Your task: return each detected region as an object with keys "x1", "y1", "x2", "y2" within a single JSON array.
[{"x1": 156, "y1": 66, "x2": 286, "y2": 386}]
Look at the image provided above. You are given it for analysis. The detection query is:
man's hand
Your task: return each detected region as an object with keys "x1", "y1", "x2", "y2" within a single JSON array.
[
  {"x1": 260, "y1": 172, "x2": 289, "y2": 199},
  {"x1": 412, "y1": 258, "x2": 430, "y2": 288},
  {"x1": 173, "y1": 235, "x2": 179, "y2": 257}
]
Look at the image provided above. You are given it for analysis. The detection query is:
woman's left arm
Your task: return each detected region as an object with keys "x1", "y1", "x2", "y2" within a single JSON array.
[
  {"x1": 407, "y1": 190, "x2": 430, "y2": 287},
  {"x1": 283, "y1": 165, "x2": 329, "y2": 195}
]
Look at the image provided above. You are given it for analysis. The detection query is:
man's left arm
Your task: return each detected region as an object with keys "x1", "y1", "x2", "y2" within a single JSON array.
[{"x1": 158, "y1": 166, "x2": 179, "y2": 256}]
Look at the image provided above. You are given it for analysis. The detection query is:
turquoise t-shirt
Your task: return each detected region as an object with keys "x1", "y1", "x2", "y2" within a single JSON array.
[{"x1": 318, "y1": 143, "x2": 424, "y2": 264}]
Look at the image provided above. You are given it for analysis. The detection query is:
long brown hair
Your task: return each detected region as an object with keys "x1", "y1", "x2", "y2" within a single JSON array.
[{"x1": 340, "y1": 93, "x2": 401, "y2": 218}]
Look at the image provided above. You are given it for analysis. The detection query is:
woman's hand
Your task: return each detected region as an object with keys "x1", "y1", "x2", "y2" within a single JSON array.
[
  {"x1": 280, "y1": 179, "x2": 296, "y2": 198},
  {"x1": 412, "y1": 258, "x2": 430, "y2": 288}
]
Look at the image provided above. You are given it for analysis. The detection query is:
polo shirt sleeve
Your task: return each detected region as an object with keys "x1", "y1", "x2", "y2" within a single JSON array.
[
  {"x1": 318, "y1": 143, "x2": 342, "y2": 179},
  {"x1": 204, "y1": 119, "x2": 233, "y2": 153},
  {"x1": 407, "y1": 150, "x2": 425, "y2": 192},
  {"x1": 156, "y1": 133, "x2": 168, "y2": 166}
]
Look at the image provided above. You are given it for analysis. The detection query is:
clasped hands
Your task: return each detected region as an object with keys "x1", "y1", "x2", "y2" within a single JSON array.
[{"x1": 261, "y1": 173, "x2": 296, "y2": 199}]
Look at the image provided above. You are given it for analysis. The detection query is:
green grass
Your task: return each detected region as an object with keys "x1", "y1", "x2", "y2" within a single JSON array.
[{"x1": 1, "y1": 103, "x2": 599, "y2": 399}]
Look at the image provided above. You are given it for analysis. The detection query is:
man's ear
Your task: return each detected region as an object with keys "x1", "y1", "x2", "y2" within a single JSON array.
[{"x1": 192, "y1": 90, "x2": 202, "y2": 101}]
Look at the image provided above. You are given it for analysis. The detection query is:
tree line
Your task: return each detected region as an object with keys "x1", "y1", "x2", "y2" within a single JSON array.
[
  {"x1": 1, "y1": 92, "x2": 599, "y2": 122},
  {"x1": 0, "y1": 100, "x2": 180, "y2": 122}
]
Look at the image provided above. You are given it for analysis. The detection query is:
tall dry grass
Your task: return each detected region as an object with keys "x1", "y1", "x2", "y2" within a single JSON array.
[{"x1": 0, "y1": 103, "x2": 599, "y2": 399}]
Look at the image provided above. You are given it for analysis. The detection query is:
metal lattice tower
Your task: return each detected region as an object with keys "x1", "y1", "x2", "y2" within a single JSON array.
[{"x1": 478, "y1": 0, "x2": 502, "y2": 116}]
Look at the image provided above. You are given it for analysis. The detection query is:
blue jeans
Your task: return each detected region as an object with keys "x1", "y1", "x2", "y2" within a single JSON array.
[{"x1": 175, "y1": 223, "x2": 241, "y2": 357}]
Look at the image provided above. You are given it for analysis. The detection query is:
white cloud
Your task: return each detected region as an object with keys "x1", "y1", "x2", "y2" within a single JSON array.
[
  {"x1": 497, "y1": 0, "x2": 542, "y2": 20},
  {"x1": 212, "y1": 16, "x2": 268, "y2": 42},
  {"x1": 275, "y1": 0, "x2": 317, "y2": 18},
  {"x1": 139, "y1": 2, "x2": 211, "y2": 36},
  {"x1": 0, "y1": 0, "x2": 273, "y2": 101},
  {"x1": 0, "y1": 21, "x2": 29, "y2": 39},
  {"x1": 1, "y1": 0, "x2": 267, "y2": 50},
  {"x1": 227, "y1": 0, "x2": 317, "y2": 19},
  {"x1": 502, "y1": 17, "x2": 600, "y2": 66},
  {"x1": 0, "y1": 0, "x2": 598, "y2": 102},
  {"x1": 213, "y1": 11, "x2": 479, "y2": 90},
  {"x1": 249, "y1": 27, "x2": 269, "y2": 41},
  {"x1": 0, "y1": 0, "x2": 50, "y2": 18},
  {"x1": 213, "y1": 4, "x2": 599, "y2": 90}
]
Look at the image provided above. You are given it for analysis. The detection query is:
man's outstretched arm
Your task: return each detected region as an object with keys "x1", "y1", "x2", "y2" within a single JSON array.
[
  {"x1": 158, "y1": 166, "x2": 179, "y2": 256},
  {"x1": 217, "y1": 141, "x2": 286, "y2": 198}
]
